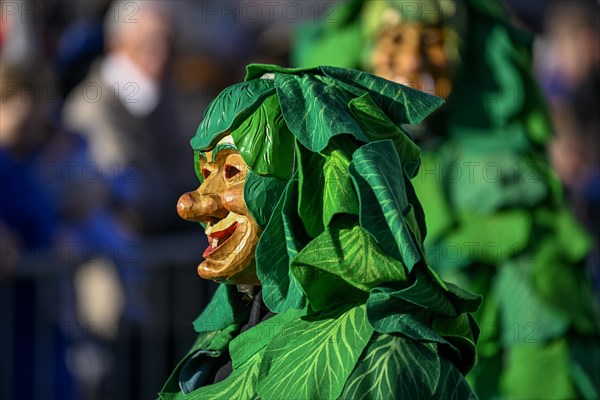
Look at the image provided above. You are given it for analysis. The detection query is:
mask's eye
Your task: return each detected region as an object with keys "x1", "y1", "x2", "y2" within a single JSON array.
[
  {"x1": 201, "y1": 168, "x2": 211, "y2": 180},
  {"x1": 392, "y1": 32, "x2": 404, "y2": 44},
  {"x1": 224, "y1": 164, "x2": 241, "y2": 180}
]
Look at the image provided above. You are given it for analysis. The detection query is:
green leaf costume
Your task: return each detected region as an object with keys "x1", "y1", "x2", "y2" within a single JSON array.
[
  {"x1": 292, "y1": 1, "x2": 600, "y2": 398},
  {"x1": 158, "y1": 65, "x2": 481, "y2": 399}
]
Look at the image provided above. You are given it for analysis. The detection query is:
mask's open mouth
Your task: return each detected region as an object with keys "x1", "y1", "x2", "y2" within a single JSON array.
[{"x1": 203, "y1": 221, "x2": 238, "y2": 258}]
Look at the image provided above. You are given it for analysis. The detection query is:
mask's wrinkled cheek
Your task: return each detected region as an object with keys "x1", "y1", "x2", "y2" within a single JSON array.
[{"x1": 221, "y1": 187, "x2": 252, "y2": 218}]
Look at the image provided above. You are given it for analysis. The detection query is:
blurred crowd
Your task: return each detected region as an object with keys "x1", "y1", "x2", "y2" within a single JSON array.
[
  {"x1": 0, "y1": 1, "x2": 598, "y2": 399},
  {"x1": 537, "y1": 1, "x2": 600, "y2": 288}
]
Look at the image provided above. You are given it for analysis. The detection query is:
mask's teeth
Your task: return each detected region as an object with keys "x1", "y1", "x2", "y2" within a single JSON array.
[{"x1": 211, "y1": 238, "x2": 219, "y2": 248}]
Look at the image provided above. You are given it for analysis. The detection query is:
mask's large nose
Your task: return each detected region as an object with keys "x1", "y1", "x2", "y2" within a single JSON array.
[{"x1": 177, "y1": 190, "x2": 228, "y2": 223}]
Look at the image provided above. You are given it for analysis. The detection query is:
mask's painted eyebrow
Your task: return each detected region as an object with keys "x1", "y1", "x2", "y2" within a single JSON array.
[{"x1": 199, "y1": 142, "x2": 238, "y2": 162}]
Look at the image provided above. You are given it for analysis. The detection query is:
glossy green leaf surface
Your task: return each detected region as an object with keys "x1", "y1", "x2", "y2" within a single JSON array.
[
  {"x1": 230, "y1": 95, "x2": 295, "y2": 180},
  {"x1": 292, "y1": 217, "x2": 408, "y2": 293},
  {"x1": 340, "y1": 333, "x2": 441, "y2": 399},
  {"x1": 254, "y1": 174, "x2": 306, "y2": 313},
  {"x1": 257, "y1": 305, "x2": 373, "y2": 399},
  {"x1": 350, "y1": 141, "x2": 421, "y2": 270},
  {"x1": 192, "y1": 79, "x2": 275, "y2": 151},
  {"x1": 243, "y1": 171, "x2": 288, "y2": 229}
]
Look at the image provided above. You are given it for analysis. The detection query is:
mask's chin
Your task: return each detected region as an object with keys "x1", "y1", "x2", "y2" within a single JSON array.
[
  {"x1": 198, "y1": 217, "x2": 261, "y2": 285},
  {"x1": 198, "y1": 258, "x2": 260, "y2": 286}
]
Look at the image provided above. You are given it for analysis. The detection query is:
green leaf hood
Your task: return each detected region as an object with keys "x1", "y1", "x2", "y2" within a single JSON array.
[{"x1": 190, "y1": 64, "x2": 480, "y2": 374}]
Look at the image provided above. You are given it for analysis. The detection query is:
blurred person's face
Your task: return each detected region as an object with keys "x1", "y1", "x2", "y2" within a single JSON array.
[
  {"x1": 111, "y1": 8, "x2": 172, "y2": 81},
  {"x1": 176, "y1": 135, "x2": 261, "y2": 285},
  {"x1": 371, "y1": 22, "x2": 452, "y2": 98},
  {"x1": 0, "y1": 92, "x2": 33, "y2": 149},
  {"x1": 547, "y1": 5, "x2": 600, "y2": 87}
]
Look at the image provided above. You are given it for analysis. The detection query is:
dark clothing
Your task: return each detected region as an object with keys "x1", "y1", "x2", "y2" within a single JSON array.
[
  {"x1": 212, "y1": 291, "x2": 275, "y2": 384},
  {"x1": 178, "y1": 290, "x2": 275, "y2": 394}
]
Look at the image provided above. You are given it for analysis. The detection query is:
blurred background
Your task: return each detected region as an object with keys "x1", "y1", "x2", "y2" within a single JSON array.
[{"x1": 0, "y1": 1, "x2": 598, "y2": 399}]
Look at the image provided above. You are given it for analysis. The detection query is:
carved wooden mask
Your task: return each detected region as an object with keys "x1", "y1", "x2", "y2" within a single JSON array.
[{"x1": 177, "y1": 135, "x2": 261, "y2": 285}]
